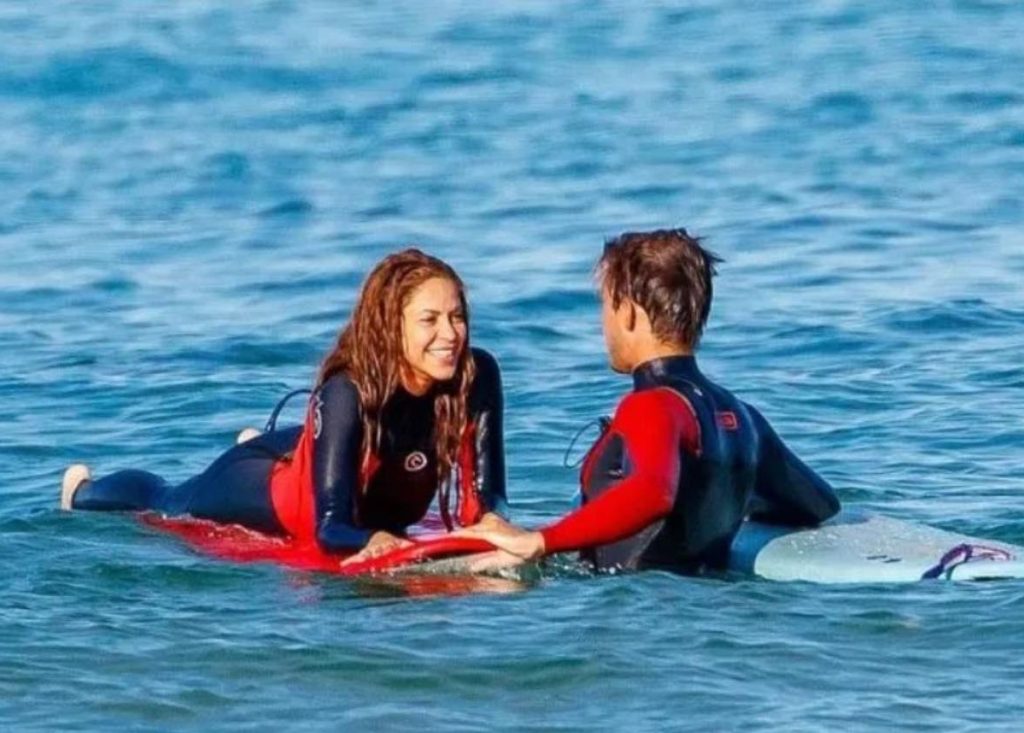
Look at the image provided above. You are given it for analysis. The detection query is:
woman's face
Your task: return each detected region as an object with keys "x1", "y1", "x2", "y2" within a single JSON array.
[{"x1": 400, "y1": 277, "x2": 467, "y2": 394}]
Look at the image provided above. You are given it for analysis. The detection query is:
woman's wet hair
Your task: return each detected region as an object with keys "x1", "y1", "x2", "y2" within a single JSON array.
[
  {"x1": 319, "y1": 248, "x2": 475, "y2": 489},
  {"x1": 598, "y1": 228, "x2": 722, "y2": 348}
]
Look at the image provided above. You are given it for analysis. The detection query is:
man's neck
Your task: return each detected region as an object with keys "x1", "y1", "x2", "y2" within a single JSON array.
[{"x1": 631, "y1": 341, "x2": 692, "y2": 368}]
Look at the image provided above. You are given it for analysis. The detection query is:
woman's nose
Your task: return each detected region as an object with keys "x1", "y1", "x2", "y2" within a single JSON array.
[{"x1": 438, "y1": 317, "x2": 457, "y2": 340}]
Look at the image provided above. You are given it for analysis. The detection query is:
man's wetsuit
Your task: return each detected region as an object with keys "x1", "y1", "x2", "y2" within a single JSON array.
[
  {"x1": 73, "y1": 348, "x2": 507, "y2": 552},
  {"x1": 541, "y1": 355, "x2": 839, "y2": 573}
]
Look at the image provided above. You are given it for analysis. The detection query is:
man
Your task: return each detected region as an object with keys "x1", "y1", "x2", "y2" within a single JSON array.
[{"x1": 458, "y1": 228, "x2": 840, "y2": 574}]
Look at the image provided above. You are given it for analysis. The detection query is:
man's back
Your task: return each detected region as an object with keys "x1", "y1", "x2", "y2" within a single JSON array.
[{"x1": 574, "y1": 355, "x2": 839, "y2": 573}]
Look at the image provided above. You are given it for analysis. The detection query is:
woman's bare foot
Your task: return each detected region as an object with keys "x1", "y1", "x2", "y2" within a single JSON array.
[
  {"x1": 60, "y1": 464, "x2": 92, "y2": 510},
  {"x1": 236, "y1": 427, "x2": 261, "y2": 444}
]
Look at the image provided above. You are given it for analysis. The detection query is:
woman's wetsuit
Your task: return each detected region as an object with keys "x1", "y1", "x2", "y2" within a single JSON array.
[
  {"x1": 72, "y1": 348, "x2": 507, "y2": 552},
  {"x1": 540, "y1": 355, "x2": 839, "y2": 573}
]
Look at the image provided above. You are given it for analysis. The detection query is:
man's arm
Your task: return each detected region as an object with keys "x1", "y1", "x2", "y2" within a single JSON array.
[
  {"x1": 747, "y1": 404, "x2": 840, "y2": 526},
  {"x1": 540, "y1": 389, "x2": 694, "y2": 554}
]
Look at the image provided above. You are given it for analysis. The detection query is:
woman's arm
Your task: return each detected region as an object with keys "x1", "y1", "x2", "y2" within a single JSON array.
[
  {"x1": 311, "y1": 376, "x2": 374, "y2": 552},
  {"x1": 469, "y1": 348, "x2": 509, "y2": 518}
]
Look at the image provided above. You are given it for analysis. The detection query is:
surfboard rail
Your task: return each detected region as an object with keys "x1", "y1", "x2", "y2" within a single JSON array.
[
  {"x1": 140, "y1": 514, "x2": 497, "y2": 575},
  {"x1": 729, "y1": 508, "x2": 1024, "y2": 583}
]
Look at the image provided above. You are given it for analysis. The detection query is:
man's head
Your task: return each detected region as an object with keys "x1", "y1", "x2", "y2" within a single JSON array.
[{"x1": 597, "y1": 228, "x2": 722, "y2": 373}]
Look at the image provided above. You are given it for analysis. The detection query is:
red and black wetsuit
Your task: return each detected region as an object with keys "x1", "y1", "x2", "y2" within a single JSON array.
[
  {"x1": 73, "y1": 348, "x2": 506, "y2": 552},
  {"x1": 541, "y1": 355, "x2": 839, "y2": 573}
]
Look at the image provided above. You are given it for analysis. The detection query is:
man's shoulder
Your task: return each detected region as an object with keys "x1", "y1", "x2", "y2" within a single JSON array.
[{"x1": 616, "y1": 387, "x2": 696, "y2": 420}]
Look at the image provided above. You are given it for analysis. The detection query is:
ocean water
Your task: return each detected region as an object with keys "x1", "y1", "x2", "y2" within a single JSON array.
[{"x1": 3, "y1": 1, "x2": 1024, "y2": 730}]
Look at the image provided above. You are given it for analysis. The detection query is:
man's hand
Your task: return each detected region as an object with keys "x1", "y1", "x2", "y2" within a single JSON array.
[
  {"x1": 340, "y1": 530, "x2": 413, "y2": 566},
  {"x1": 453, "y1": 521, "x2": 546, "y2": 561}
]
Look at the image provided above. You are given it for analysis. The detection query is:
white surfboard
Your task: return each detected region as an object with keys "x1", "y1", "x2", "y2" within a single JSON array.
[
  {"x1": 404, "y1": 508, "x2": 1024, "y2": 583},
  {"x1": 729, "y1": 508, "x2": 1024, "y2": 583}
]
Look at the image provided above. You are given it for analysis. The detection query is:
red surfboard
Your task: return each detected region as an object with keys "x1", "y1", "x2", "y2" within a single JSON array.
[{"x1": 140, "y1": 514, "x2": 497, "y2": 575}]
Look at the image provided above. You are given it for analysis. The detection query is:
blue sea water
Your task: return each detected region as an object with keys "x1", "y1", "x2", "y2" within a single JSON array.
[{"x1": 3, "y1": 1, "x2": 1024, "y2": 730}]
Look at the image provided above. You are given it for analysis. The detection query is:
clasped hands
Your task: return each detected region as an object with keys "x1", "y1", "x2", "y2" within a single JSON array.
[{"x1": 340, "y1": 512, "x2": 545, "y2": 571}]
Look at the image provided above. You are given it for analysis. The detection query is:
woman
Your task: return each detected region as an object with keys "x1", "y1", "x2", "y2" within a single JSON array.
[{"x1": 61, "y1": 248, "x2": 507, "y2": 562}]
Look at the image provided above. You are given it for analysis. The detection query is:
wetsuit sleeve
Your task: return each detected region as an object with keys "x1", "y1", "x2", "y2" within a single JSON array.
[
  {"x1": 540, "y1": 389, "x2": 695, "y2": 554},
  {"x1": 747, "y1": 404, "x2": 841, "y2": 526},
  {"x1": 312, "y1": 376, "x2": 372, "y2": 552},
  {"x1": 470, "y1": 348, "x2": 508, "y2": 517}
]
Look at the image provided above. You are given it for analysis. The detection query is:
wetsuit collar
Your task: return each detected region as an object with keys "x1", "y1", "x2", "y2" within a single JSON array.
[
  {"x1": 632, "y1": 354, "x2": 701, "y2": 390},
  {"x1": 389, "y1": 384, "x2": 436, "y2": 408}
]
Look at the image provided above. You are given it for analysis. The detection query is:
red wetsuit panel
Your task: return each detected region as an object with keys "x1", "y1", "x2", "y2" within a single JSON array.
[
  {"x1": 455, "y1": 420, "x2": 483, "y2": 527},
  {"x1": 540, "y1": 388, "x2": 700, "y2": 554},
  {"x1": 268, "y1": 406, "x2": 317, "y2": 542}
]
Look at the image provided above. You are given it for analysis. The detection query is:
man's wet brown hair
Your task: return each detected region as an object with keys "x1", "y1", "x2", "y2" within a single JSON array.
[{"x1": 598, "y1": 228, "x2": 722, "y2": 348}]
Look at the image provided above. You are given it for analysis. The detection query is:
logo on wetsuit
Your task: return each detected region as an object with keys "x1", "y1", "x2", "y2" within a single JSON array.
[
  {"x1": 404, "y1": 451, "x2": 428, "y2": 472},
  {"x1": 716, "y1": 411, "x2": 738, "y2": 430},
  {"x1": 312, "y1": 394, "x2": 324, "y2": 440}
]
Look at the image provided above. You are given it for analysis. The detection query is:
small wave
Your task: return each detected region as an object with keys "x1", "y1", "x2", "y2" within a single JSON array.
[
  {"x1": 91, "y1": 276, "x2": 138, "y2": 293},
  {"x1": 258, "y1": 199, "x2": 314, "y2": 218},
  {"x1": 167, "y1": 338, "x2": 319, "y2": 368},
  {"x1": 199, "y1": 152, "x2": 252, "y2": 183},
  {"x1": 416, "y1": 65, "x2": 526, "y2": 89},
  {"x1": 0, "y1": 46, "x2": 192, "y2": 100},
  {"x1": 804, "y1": 91, "x2": 875, "y2": 129},
  {"x1": 944, "y1": 90, "x2": 1023, "y2": 111},
  {"x1": 873, "y1": 299, "x2": 1024, "y2": 334},
  {"x1": 500, "y1": 288, "x2": 595, "y2": 312}
]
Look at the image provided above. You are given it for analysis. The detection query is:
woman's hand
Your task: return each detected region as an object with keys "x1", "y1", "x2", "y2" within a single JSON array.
[
  {"x1": 453, "y1": 521, "x2": 546, "y2": 561},
  {"x1": 340, "y1": 530, "x2": 413, "y2": 566}
]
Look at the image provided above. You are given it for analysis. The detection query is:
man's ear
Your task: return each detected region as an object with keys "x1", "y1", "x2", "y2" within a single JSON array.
[{"x1": 625, "y1": 299, "x2": 637, "y2": 332}]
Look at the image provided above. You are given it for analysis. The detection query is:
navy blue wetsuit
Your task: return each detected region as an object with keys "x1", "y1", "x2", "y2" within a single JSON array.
[
  {"x1": 72, "y1": 348, "x2": 507, "y2": 552},
  {"x1": 541, "y1": 355, "x2": 840, "y2": 573}
]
